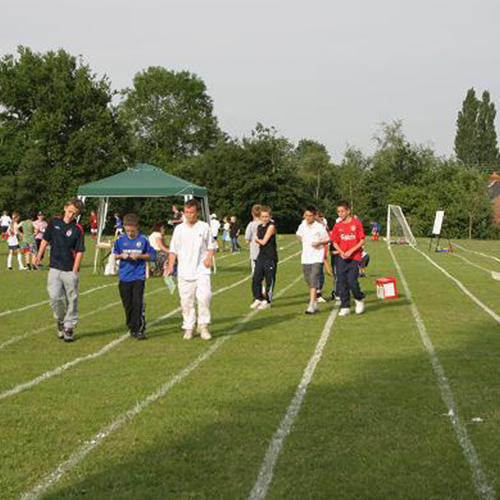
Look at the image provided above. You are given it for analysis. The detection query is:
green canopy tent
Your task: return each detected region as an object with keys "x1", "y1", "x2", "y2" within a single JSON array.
[{"x1": 77, "y1": 163, "x2": 211, "y2": 272}]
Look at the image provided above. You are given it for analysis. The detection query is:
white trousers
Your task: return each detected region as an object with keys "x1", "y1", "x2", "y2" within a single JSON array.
[{"x1": 178, "y1": 275, "x2": 212, "y2": 330}]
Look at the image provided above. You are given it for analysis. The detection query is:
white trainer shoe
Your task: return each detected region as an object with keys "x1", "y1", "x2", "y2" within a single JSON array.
[
  {"x1": 355, "y1": 300, "x2": 365, "y2": 315},
  {"x1": 198, "y1": 326, "x2": 212, "y2": 341},
  {"x1": 338, "y1": 308, "x2": 350, "y2": 317},
  {"x1": 250, "y1": 300, "x2": 262, "y2": 309},
  {"x1": 183, "y1": 329, "x2": 194, "y2": 340},
  {"x1": 258, "y1": 301, "x2": 271, "y2": 310},
  {"x1": 317, "y1": 296, "x2": 327, "y2": 303}
]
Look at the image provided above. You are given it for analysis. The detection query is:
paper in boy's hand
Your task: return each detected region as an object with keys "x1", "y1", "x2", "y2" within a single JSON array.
[{"x1": 164, "y1": 275, "x2": 176, "y2": 295}]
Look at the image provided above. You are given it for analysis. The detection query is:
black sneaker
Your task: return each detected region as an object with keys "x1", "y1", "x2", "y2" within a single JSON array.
[
  {"x1": 63, "y1": 328, "x2": 74, "y2": 342},
  {"x1": 129, "y1": 331, "x2": 137, "y2": 338},
  {"x1": 57, "y1": 322, "x2": 64, "y2": 339}
]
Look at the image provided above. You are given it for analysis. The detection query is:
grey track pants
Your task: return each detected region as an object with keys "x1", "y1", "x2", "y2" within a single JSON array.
[{"x1": 47, "y1": 268, "x2": 79, "y2": 329}]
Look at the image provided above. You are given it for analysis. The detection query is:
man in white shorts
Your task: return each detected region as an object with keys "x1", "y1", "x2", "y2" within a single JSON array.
[{"x1": 166, "y1": 199, "x2": 215, "y2": 340}]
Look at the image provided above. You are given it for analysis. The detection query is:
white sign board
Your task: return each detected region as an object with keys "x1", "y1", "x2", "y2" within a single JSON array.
[{"x1": 432, "y1": 211, "x2": 445, "y2": 235}]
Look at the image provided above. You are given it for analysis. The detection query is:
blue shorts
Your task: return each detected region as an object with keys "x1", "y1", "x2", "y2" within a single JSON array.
[{"x1": 9, "y1": 244, "x2": 20, "y2": 251}]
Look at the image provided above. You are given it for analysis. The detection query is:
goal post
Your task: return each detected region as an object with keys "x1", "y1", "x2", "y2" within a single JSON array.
[{"x1": 387, "y1": 205, "x2": 417, "y2": 246}]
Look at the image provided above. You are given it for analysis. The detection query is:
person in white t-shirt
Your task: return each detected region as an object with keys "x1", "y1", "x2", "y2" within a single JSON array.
[
  {"x1": 244, "y1": 204, "x2": 262, "y2": 275},
  {"x1": 1, "y1": 210, "x2": 11, "y2": 241},
  {"x1": 210, "y1": 214, "x2": 221, "y2": 251},
  {"x1": 6, "y1": 212, "x2": 27, "y2": 270},
  {"x1": 166, "y1": 199, "x2": 215, "y2": 340},
  {"x1": 296, "y1": 205, "x2": 330, "y2": 314}
]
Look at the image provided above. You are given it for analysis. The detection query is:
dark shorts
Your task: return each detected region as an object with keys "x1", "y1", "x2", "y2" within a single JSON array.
[
  {"x1": 9, "y1": 244, "x2": 20, "y2": 251},
  {"x1": 1, "y1": 226, "x2": 8, "y2": 234},
  {"x1": 302, "y1": 263, "x2": 322, "y2": 288}
]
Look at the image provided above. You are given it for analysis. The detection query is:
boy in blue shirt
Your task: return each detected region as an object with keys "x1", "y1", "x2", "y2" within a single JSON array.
[{"x1": 113, "y1": 213, "x2": 156, "y2": 340}]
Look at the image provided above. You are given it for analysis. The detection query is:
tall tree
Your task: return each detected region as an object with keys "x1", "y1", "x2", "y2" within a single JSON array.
[
  {"x1": 477, "y1": 90, "x2": 499, "y2": 166},
  {"x1": 295, "y1": 139, "x2": 338, "y2": 211},
  {"x1": 0, "y1": 46, "x2": 129, "y2": 216},
  {"x1": 119, "y1": 67, "x2": 221, "y2": 165},
  {"x1": 454, "y1": 88, "x2": 480, "y2": 165}
]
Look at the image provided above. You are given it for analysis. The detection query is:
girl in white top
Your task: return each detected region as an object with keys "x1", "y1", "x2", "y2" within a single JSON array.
[
  {"x1": 166, "y1": 200, "x2": 215, "y2": 340},
  {"x1": 7, "y1": 213, "x2": 27, "y2": 270}
]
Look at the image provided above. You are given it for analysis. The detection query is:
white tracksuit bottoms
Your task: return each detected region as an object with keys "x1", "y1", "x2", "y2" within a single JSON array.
[{"x1": 178, "y1": 275, "x2": 212, "y2": 330}]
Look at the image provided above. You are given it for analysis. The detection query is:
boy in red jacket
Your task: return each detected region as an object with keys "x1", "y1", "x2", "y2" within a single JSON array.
[{"x1": 331, "y1": 200, "x2": 365, "y2": 316}]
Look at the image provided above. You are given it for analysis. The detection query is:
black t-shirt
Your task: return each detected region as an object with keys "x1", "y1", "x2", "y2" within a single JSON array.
[
  {"x1": 43, "y1": 218, "x2": 85, "y2": 271},
  {"x1": 257, "y1": 221, "x2": 278, "y2": 261},
  {"x1": 229, "y1": 222, "x2": 240, "y2": 238}
]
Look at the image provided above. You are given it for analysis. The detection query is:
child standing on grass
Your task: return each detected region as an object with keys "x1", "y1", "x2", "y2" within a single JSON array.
[
  {"x1": 296, "y1": 206, "x2": 330, "y2": 314},
  {"x1": 19, "y1": 215, "x2": 37, "y2": 270},
  {"x1": 245, "y1": 204, "x2": 262, "y2": 275},
  {"x1": 166, "y1": 199, "x2": 215, "y2": 341},
  {"x1": 7, "y1": 212, "x2": 27, "y2": 270},
  {"x1": 331, "y1": 200, "x2": 366, "y2": 317},
  {"x1": 113, "y1": 214, "x2": 156, "y2": 340},
  {"x1": 250, "y1": 206, "x2": 278, "y2": 310},
  {"x1": 34, "y1": 198, "x2": 85, "y2": 342}
]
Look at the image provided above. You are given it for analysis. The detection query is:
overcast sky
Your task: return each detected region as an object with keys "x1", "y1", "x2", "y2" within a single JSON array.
[{"x1": 1, "y1": 0, "x2": 500, "y2": 161}]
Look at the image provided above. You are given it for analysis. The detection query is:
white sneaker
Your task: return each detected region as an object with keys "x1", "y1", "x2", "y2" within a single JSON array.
[
  {"x1": 198, "y1": 326, "x2": 212, "y2": 341},
  {"x1": 258, "y1": 301, "x2": 271, "y2": 310},
  {"x1": 305, "y1": 306, "x2": 316, "y2": 315},
  {"x1": 338, "y1": 308, "x2": 350, "y2": 317},
  {"x1": 355, "y1": 300, "x2": 365, "y2": 315},
  {"x1": 183, "y1": 329, "x2": 194, "y2": 340},
  {"x1": 250, "y1": 300, "x2": 262, "y2": 309},
  {"x1": 317, "y1": 296, "x2": 327, "y2": 303}
]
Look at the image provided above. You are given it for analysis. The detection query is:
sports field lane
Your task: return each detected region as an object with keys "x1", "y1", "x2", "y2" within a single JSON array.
[
  {"x1": 259, "y1": 242, "x2": 481, "y2": 500},
  {"x1": 0, "y1": 238, "x2": 289, "y2": 394},
  {"x1": 391, "y1": 245, "x2": 500, "y2": 494},
  {"x1": 16, "y1": 256, "x2": 327, "y2": 500},
  {"x1": 0, "y1": 240, "x2": 300, "y2": 499}
]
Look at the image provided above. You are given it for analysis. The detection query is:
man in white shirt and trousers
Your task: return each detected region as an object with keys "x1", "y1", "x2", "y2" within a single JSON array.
[{"x1": 166, "y1": 199, "x2": 215, "y2": 340}]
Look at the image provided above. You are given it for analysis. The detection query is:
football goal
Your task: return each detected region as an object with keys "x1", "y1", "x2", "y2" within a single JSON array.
[{"x1": 386, "y1": 205, "x2": 417, "y2": 246}]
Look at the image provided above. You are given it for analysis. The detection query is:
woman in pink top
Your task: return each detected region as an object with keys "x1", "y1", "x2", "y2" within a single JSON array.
[{"x1": 33, "y1": 212, "x2": 48, "y2": 260}]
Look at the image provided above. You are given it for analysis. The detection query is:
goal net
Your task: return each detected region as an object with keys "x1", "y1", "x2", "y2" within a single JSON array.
[{"x1": 387, "y1": 205, "x2": 417, "y2": 246}]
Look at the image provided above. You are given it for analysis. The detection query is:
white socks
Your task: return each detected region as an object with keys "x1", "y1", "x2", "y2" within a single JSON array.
[{"x1": 8, "y1": 254, "x2": 24, "y2": 269}]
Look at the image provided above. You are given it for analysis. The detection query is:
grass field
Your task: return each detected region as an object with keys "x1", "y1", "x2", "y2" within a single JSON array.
[{"x1": 0, "y1": 235, "x2": 499, "y2": 500}]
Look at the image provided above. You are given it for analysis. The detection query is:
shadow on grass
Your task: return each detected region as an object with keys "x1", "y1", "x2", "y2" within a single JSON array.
[{"x1": 38, "y1": 323, "x2": 500, "y2": 500}]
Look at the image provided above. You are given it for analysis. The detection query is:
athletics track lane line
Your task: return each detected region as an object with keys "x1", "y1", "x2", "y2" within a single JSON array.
[
  {"x1": 0, "y1": 283, "x2": 115, "y2": 318},
  {"x1": 452, "y1": 242, "x2": 500, "y2": 265},
  {"x1": 248, "y1": 304, "x2": 339, "y2": 500},
  {"x1": 450, "y1": 252, "x2": 495, "y2": 275},
  {"x1": 0, "y1": 251, "x2": 301, "y2": 403},
  {"x1": 18, "y1": 274, "x2": 303, "y2": 500},
  {"x1": 391, "y1": 246, "x2": 496, "y2": 500},
  {"x1": 0, "y1": 286, "x2": 164, "y2": 352},
  {"x1": 412, "y1": 247, "x2": 500, "y2": 324},
  {"x1": 0, "y1": 243, "x2": 298, "y2": 352}
]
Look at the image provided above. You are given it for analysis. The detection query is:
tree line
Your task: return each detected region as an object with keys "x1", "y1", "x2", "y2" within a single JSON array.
[{"x1": 0, "y1": 47, "x2": 497, "y2": 238}]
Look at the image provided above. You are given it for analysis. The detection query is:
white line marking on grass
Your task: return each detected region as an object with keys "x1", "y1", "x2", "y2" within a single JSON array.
[
  {"x1": 0, "y1": 283, "x2": 115, "y2": 319},
  {"x1": 18, "y1": 274, "x2": 303, "y2": 500},
  {"x1": 413, "y1": 247, "x2": 500, "y2": 324},
  {"x1": 1, "y1": 251, "x2": 301, "y2": 402},
  {"x1": 0, "y1": 287, "x2": 164, "y2": 352},
  {"x1": 248, "y1": 306, "x2": 339, "y2": 500},
  {"x1": 453, "y1": 242, "x2": 500, "y2": 264},
  {"x1": 451, "y1": 252, "x2": 494, "y2": 275},
  {"x1": 389, "y1": 246, "x2": 496, "y2": 500}
]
